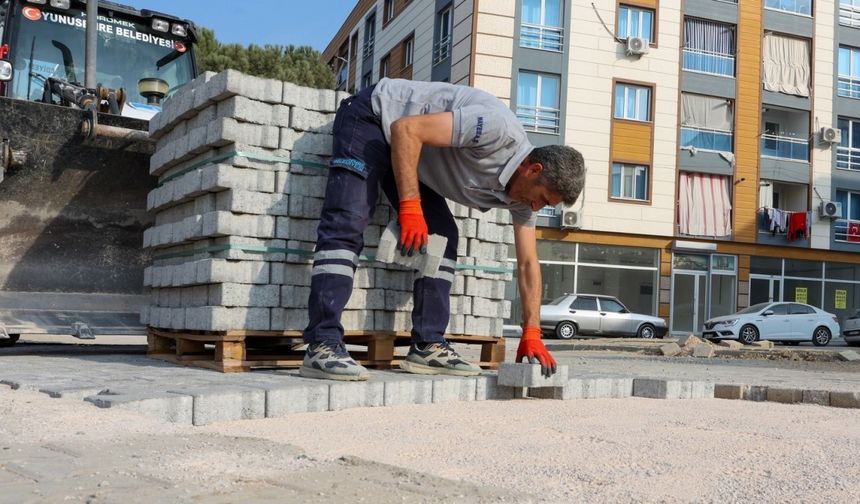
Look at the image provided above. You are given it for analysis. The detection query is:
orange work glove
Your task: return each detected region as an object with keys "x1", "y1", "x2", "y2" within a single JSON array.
[
  {"x1": 516, "y1": 326, "x2": 557, "y2": 378},
  {"x1": 398, "y1": 199, "x2": 428, "y2": 256}
]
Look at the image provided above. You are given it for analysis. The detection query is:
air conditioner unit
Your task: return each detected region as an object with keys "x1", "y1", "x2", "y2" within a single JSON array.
[
  {"x1": 820, "y1": 200, "x2": 843, "y2": 219},
  {"x1": 819, "y1": 126, "x2": 842, "y2": 145},
  {"x1": 561, "y1": 209, "x2": 581, "y2": 229},
  {"x1": 626, "y1": 37, "x2": 649, "y2": 56}
]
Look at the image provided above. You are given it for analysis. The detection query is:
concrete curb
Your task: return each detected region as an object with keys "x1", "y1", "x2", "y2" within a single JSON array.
[{"x1": 547, "y1": 341, "x2": 857, "y2": 362}]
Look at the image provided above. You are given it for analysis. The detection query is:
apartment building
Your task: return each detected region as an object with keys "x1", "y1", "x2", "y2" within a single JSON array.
[{"x1": 323, "y1": 0, "x2": 860, "y2": 336}]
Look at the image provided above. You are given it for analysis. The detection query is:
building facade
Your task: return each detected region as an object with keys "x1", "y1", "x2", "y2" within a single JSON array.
[{"x1": 324, "y1": 0, "x2": 860, "y2": 335}]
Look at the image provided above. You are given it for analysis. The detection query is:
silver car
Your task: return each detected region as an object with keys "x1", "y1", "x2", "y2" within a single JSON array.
[
  {"x1": 539, "y1": 294, "x2": 668, "y2": 340},
  {"x1": 703, "y1": 302, "x2": 840, "y2": 346},
  {"x1": 842, "y1": 309, "x2": 860, "y2": 347}
]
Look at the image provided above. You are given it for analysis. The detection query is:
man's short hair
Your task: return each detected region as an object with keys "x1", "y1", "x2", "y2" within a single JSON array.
[{"x1": 528, "y1": 145, "x2": 585, "y2": 206}]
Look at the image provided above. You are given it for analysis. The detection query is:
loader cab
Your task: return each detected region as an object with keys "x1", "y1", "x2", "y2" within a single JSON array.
[{"x1": 0, "y1": 0, "x2": 196, "y2": 118}]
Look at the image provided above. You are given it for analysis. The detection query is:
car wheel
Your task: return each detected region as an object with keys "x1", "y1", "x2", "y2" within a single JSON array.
[
  {"x1": 811, "y1": 326, "x2": 832, "y2": 347},
  {"x1": 738, "y1": 324, "x2": 758, "y2": 345},
  {"x1": 555, "y1": 321, "x2": 577, "y2": 340},
  {"x1": 0, "y1": 334, "x2": 20, "y2": 347},
  {"x1": 637, "y1": 324, "x2": 656, "y2": 339}
]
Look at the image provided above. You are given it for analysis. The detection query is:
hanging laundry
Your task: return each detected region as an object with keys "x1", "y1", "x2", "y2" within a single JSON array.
[
  {"x1": 770, "y1": 208, "x2": 786, "y2": 235},
  {"x1": 786, "y1": 212, "x2": 808, "y2": 241},
  {"x1": 848, "y1": 222, "x2": 860, "y2": 242}
]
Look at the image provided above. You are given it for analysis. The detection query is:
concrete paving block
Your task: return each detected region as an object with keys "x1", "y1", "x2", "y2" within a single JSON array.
[
  {"x1": 282, "y1": 81, "x2": 337, "y2": 111},
  {"x1": 633, "y1": 378, "x2": 715, "y2": 399},
  {"x1": 280, "y1": 129, "x2": 333, "y2": 155},
  {"x1": 39, "y1": 384, "x2": 110, "y2": 400},
  {"x1": 166, "y1": 387, "x2": 266, "y2": 426},
  {"x1": 714, "y1": 384, "x2": 746, "y2": 400},
  {"x1": 209, "y1": 283, "x2": 280, "y2": 307},
  {"x1": 830, "y1": 391, "x2": 860, "y2": 408},
  {"x1": 676, "y1": 334, "x2": 701, "y2": 347},
  {"x1": 270, "y1": 308, "x2": 308, "y2": 331},
  {"x1": 214, "y1": 189, "x2": 288, "y2": 216},
  {"x1": 431, "y1": 377, "x2": 478, "y2": 403},
  {"x1": 766, "y1": 387, "x2": 803, "y2": 404},
  {"x1": 751, "y1": 341, "x2": 775, "y2": 349},
  {"x1": 692, "y1": 343, "x2": 715, "y2": 358},
  {"x1": 376, "y1": 372, "x2": 434, "y2": 406},
  {"x1": 208, "y1": 118, "x2": 280, "y2": 149},
  {"x1": 744, "y1": 385, "x2": 769, "y2": 402},
  {"x1": 837, "y1": 350, "x2": 860, "y2": 362},
  {"x1": 199, "y1": 69, "x2": 282, "y2": 107},
  {"x1": 216, "y1": 95, "x2": 274, "y2": 124},
  {"x1": 718, "y1": 340, "x2": 744, "y2": 350},
  {"x1": 660, "y1": 342, "x2": 681, "y2": 356},
  {"x1": 291, "y1": 107, "x2": 335, "y2": 133},
  {"x1": 475, "y1": 375, "x2": 516, "y2": 401},
  {"x1": 497, "y1": 363, "x2": 569, "y2": 388},
  {"x1": 85, "y1": 392, "x2": 193, "y2": 424},
  {"x1": 529, "y1": 377, "x2": 634, "y2": 400},
  {"x1": 201, "y1": 211, "x2": 277, "y2": 239},
  {"x1": 328, "y1": 381, "x2": 384, "y2": 411},
  {"x1": 264, "y1": 380, "x2": 330, "y2": 417},
  {"x1": 184, "y1": 306, "x2": 271, "y2": 331},
  {"x1": 802, "y1": 389, "x2": 831, "y2": 406},
  {"x1": 196, "y1": 258, "x2": 270, "y2": 285}
]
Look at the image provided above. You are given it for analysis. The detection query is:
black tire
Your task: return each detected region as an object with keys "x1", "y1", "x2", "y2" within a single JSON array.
[
  {"x1": 555, "y1": 321, "x2": 577, "y2": 340},
  {"x1": 738, "y1": 324, "x2": 758, "y2": 345},
  {"x1": 0, "y1": 334, "x2": 20, "y2": 347},
  {"x1": 812, "y1": 326, "x2": 832, "y2": 347},
  {"x1": 846, "y1": 341, "x2": 860, "y2": 347},
  {"x1": 637, "y1": 324, "x2": 656, "y2": 339}
]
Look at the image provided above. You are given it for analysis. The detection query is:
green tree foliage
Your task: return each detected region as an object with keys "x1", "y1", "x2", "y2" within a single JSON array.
[{"x1": 195, "y1": 27, "x2": 334, "y2": 89}]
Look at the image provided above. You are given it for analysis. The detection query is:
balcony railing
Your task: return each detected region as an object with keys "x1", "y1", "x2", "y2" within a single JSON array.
[
  {"x1": 362, "y1": 36, "x2": 375, "y2": 59},
  {"x1": 520, "y1": 23, "x2": 564, "y2": 52},
  {"x1": 680, "y1": 126, "x2": 733, "y2": 152},
  {"x1": 841, "y1": 3, "x2": 860, "y2": 27},
  {"x1": 516, "y1": 105, "x2": 561, "y2": 134},
  {"x1": 433, "y1": 35, "x2": 451, "y2": 65},
  {"x1": 764, "y1": 0, "x2": 812, "y2": 16},
  {"x1": 837, "y1": 146, "x2": 860, "y2": 170},
  {"x1": 838, "y1": 75, "x2": 860, "y2": 99},
  {"x1": 758, "y1": 209, "x2": 812, "y2": 236},
  {"x1": 682, "y1": 48, "x2": 735, "y2": 77},
  {"x1": 835, "y1": 219, "x2": 860, "y2": 242},
  {"x1": 761, "y1": 134, "x2": 809, "y2": 161}
]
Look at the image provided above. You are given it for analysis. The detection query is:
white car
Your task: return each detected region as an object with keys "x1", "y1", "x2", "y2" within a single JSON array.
[
  {"x1": 702, "y1": 302, "x2": 840, "y2": 346},
  {"x1": 842, "y1": 309, "x2": 860, "y2": 347}
]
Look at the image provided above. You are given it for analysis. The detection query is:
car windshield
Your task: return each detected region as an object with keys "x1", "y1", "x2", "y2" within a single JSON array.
[
  {"x1": 737, "y1": 302, "x2": 772, "y2": 315},
  {"x1": 8, "y1": 4, "x2": 194, "y2": 105}
]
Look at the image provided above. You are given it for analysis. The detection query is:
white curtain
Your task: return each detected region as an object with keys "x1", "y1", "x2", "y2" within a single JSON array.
[
  {"x1": 762, "y1": 33, "x2": 811, "y2": 97},
  {"x1": 679, "y1": 173, "x2": 733, "y2": 237},
  {"x1": 684, "y1": 18, "x2": 735, "y2": 54},
  {"x1": 681, "y1": 94, "x2": 733, "y2": 130}
]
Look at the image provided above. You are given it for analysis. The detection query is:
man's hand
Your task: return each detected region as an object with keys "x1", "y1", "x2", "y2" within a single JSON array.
[
  {"x1": 516, "y1": 326, "x2": 557, "y2": 378},
  {"x1": 398, "y1": 199, "x2": 428, "y2": 256}
]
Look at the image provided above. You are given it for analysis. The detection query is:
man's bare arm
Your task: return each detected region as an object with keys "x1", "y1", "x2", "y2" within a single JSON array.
[
  {"x1": 389, "y1": 112, "x2": 454, "y2": 200},
  {"x1": 513, "y1": 223, "x2": 541, "y2": 327}
]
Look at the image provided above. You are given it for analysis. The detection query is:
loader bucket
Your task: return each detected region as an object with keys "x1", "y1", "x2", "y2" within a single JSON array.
[{"x1": 0, "y1": 97, "x2": 156, "y2": 339}]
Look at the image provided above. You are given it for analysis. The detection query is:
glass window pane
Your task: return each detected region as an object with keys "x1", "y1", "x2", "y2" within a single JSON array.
[
  {"x1": 641, "y1": 11, "x2": 653, "y2": 41},
  {"x1": 540, "y1": 263, "x2": 576, "y2": 302},
  {"x1": 518, "y1": 72, "x2": 538, "y2": 107},
  {"x1": 750, "y1": 256, "x2": 782, "y2": 275},
  {"x1": 522, "y1": 0, "x2": 541, "y2": 24},
  {"x1": 635, "y1": 166, "x2": 647, "y2": 199},
  {"x1": 824, "y1": 282, "x2": 860, "y2": 326},
  {"x1": 626, "y1": 87, "x2": 636, "y2": 118},
  {"x1": 784, "y1": 259, "x2": 822, "y2": 278},
  {"x1": 769, "y1": 303, "x2": 790, "y2": 315},
  {"x1": 614, "y1": 85, "x2": 625, "y2": 117},
  {"x1": 826, "y1": 262, "x2": 860, "y2": 280},
  {"x1": 577, "y1": 266, "x2": 656, "y2": 315},
  {"x1": 673, "y1": 254, "x2": 709, "y2": 271},
  {"x1": 853, "y1": 50, "x2": 860, "y2": 77},
  {"x1": 539, "y1": 75, "x2": 559, "y2": 108},
  {"x1": 710, "y1": 274, "x2": 736, "y2": 318},
  {"x1": 572, "y1": 296, "x2": 598, "y2": 310},
  {"x1": 784, "y1": 279, "x2": 823, "y2": 307},
  {"x1": 579, "y1": 244, "x2": 659, "y2": 267},
  {"x1": 839, "y1": 47, "x2": 850, "y2": 74},
  {"x1": 545, "y1": 0, "x2": 562, "y2": 27},
  {"x1": 619, "y1": 7, "x2": 629, "y2": 38},
  {"x1": 611, "y1": 165, "x2": 621, "y2": 197},
  {"x1": 638, "y1": 88, "x2": 650, "y2": 120},
  {"x1": 600, "y1": 298, "x2": 627, "y2": 313},
  {"x1": 623, "y1": 169, "x2": 633, "y2": 197},
  {"x1": 536, "y1": 240, "x2": 577, "y2": 262}
]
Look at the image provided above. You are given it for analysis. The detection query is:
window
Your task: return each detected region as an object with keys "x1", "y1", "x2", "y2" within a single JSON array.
[
  {"x1": 839, "y1": 46, "x2": 860, "y2": 99},
  {"x1": 516, "y1": 71, "x2": 560, "y2": 134},
  {"x1": 433, "y1": 5, "x2": 453, "y2": 64},
  {"x1": 683, "y1": 18, "x2": 735, "y2": 77},
  {"x1": 572, "y1": 296, "x2": 598, "y2": 311},
  {"x1": 521, "y1": 0, "x2": 564, "y2": 52},
  {"x1": 614, "y1": 83, "x2": 651, "y2": 121},
  {"x1": 678, "y1": 172, "x2": 732, "y2": 237},
  {"x1": 680, "y1": 93, "x2": 734, "y2": 152},
  {"x1": 764, "y1": 0, "x2": 812, "y2": 17},
  {"x1": 383, "y1": 0, "x2": 395, "y2": 25},
  {"x1": 363, "y1": 13, "x2": 376, "y2": 59},
  {"x1": 769, "y1": 304, "x2": 791, "y2": 315},
  {"x1": 618, "y1": 5, "x2": 654, "y2": 42},
  {"x1": 380, "y1": 55, "x2": 390, "y2": 78},
  {"x1": 404, "y1": 35, "x2": 414, "y2": 67},
  {"x1": 790, "y1": 303, "x2": 815, "y2": 314},
  {"x1": 599, "y1": 298, "x2": 628, "y2": 313},
  {"x1": 361, "y1": 71, "x2": 372, "y2": 89},
  {"x1": 763, "y1": 34, "x2": 810, "y2": 97},
  {"x1": 611, "y1": 163, "x2": 648, "y2": 201},
  {"x1": 837, "y1": 117, "x2": 860, "y2": 170},
  {"x1": 841, "y1": 0, "x2": 860, "y2": 27},
  {"x1": 835, "y1": 190, "x2": 860, "y2": 242}
]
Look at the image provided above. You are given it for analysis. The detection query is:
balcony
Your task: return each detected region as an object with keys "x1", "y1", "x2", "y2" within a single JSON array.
[
  {"x1": 837, "y1": 146, "x2": 860, "y2": 171},
  {"x1": 516, "y1": 105, "x2": 561, "y2": 135},
  {"x1": 757, "y1": 209, "x2": 812, "y2": 243},
  {"x1": 433, "y1": 35, "x2": 451, "y2": 65},
  {"x1": 761, "y1": 134, "x2": 809, "y2": 161},
  {"x1": 764, "y1": 0, "x2": 812, "y2": 16},
  {"x1": 835, "y1": 219, "x2": 860, "y2": 242},
  {"x1": 682, "y1": 48, "x2": 735, "y2": 77},
  {"x1": 838, "y1": 75, "x2": 860, "y2": 99},
  {"x1": 520, "y1": 23, "x2": 564, "y2": 52},
  {"x1": 680, "y1": 126, "x2": 733, "y2": 152},
  {"x1": 336, "y1": 65, "x2": 348, "y2": 90},
  {"x1": 841, "y1": 3, "x2": 860, "y2": 27},
  {"x1": 362, "y1": 36, "x2": 375, "y2": 60}
]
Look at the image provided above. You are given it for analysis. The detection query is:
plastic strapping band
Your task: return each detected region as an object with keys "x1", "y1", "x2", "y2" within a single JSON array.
[
  {"x1": 156, "y1": 149, "x2": 328, "y2": 186},
  {"x1": 151, "y1": 244, "x2": 513, "y2": 273}
]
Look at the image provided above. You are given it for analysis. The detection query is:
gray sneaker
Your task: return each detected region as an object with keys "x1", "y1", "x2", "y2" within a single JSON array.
[
  {"x1": 399, "y1": 342, "x2": 482, "y2": 376},
  {"x1": 300, "y1": 342, "x2": 369, "y2": 381}
]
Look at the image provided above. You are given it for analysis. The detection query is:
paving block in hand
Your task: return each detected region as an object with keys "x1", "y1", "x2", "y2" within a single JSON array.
[
  {"x1": 497, "y1": 363, "x2": 569, "y2": 388},
  {"x1": 376, "y1": 221, "x2": 448, "y2": 276}
]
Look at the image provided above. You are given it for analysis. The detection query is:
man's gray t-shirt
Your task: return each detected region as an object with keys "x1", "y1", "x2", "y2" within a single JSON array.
[{"x1": 371, "y1": 78, "x2": 536, "y2": 226}]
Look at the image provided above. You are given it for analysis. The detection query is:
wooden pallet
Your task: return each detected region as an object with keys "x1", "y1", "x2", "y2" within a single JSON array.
[{"x1": 146, "y1": 327, "x2": 505, "y2": 373}]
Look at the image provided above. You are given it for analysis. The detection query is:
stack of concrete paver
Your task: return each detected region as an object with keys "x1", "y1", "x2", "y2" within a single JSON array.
[{"x1": 140, "y1": 70, "x2": 513, "y2": 337}]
